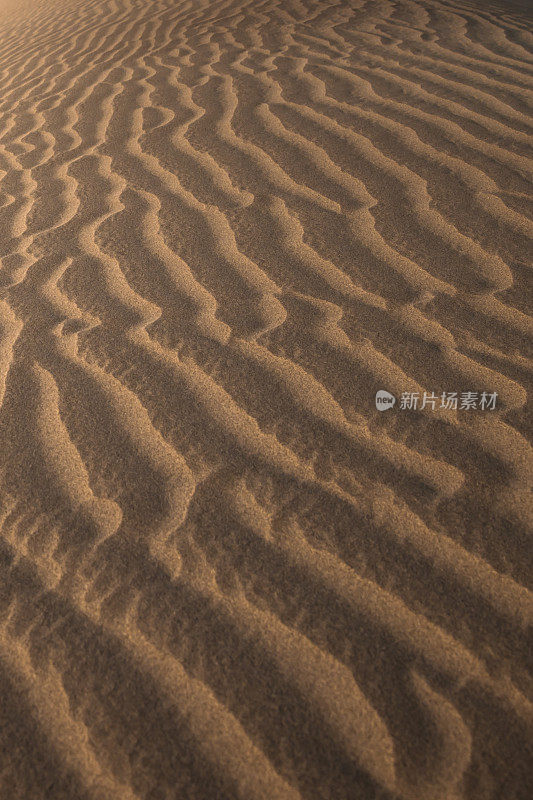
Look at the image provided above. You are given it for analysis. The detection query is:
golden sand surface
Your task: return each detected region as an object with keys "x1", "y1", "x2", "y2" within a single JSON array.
[{"x1": 0, "y1": 0, "x2": 532, "y2": 798}]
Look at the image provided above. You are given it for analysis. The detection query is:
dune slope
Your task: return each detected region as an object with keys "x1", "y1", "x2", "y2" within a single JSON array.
[{"x1": 0, "y1": 0, "x2": 532, "y2": 798}]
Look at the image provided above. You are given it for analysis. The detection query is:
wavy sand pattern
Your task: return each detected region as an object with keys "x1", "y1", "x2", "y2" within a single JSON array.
[{"x1": 0, "y1": 0, "x2": 532, "y2": 797}]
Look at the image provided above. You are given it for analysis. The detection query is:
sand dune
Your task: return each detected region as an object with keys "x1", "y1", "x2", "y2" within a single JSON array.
[{"x1": 0, "y1": 0, "x2": 532, "y2": 798}]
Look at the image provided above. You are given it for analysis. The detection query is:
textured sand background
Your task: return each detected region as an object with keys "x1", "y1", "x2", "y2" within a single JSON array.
[{"x1": 0, "y1": 0, "x2": 532, "y2": 798}]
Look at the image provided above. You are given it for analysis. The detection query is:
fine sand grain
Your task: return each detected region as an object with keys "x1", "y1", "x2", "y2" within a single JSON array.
[{"x1": 0, "y1": 0, "x2": 532, "y2": 798}]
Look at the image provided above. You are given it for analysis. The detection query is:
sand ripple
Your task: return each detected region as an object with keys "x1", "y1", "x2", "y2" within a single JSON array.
[{"x1": 0, "y1": 0, "x2": 532, "y2": 798}]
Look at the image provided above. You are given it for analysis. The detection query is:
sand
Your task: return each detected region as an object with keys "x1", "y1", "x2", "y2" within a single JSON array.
[{"x1": 0, "y1": 0, "x2": 532, "y2": 798}]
